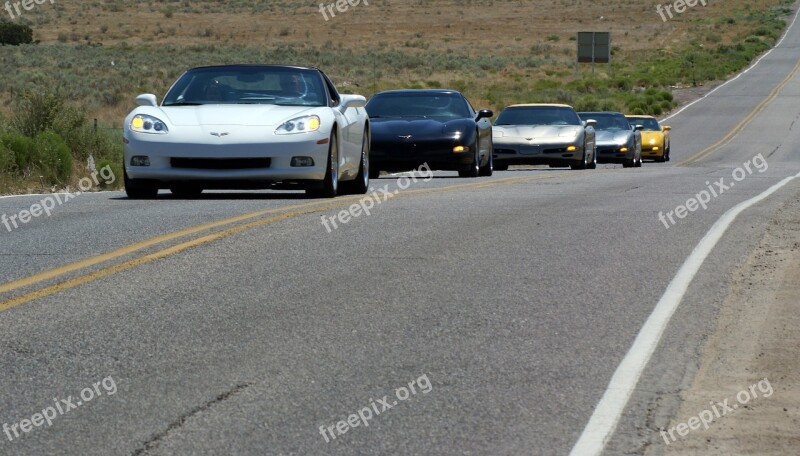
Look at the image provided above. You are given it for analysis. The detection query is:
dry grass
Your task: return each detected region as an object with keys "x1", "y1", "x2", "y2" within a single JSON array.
[{"x1": 0, "y1": 0, "x2": 792, "y2": 121}]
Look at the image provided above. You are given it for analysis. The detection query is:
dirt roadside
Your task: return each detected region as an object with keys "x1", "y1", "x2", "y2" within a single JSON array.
[{"x1": 656, "y1": 190, "x2": 800, "y2": 454}]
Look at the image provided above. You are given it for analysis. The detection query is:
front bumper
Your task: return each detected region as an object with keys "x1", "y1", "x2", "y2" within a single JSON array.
[
  {"x1": 370, "y1": 139, "x2": 475, "y2": 172},
  {"x1": 492, "y1": 139, "x2": 581, "y2": 166},
  {"x1": 596, "y1": 143, "x2": 635, "y2": 164},
  {"x1": 123, "y1": 129, "x2": 330, "y2": 186}
]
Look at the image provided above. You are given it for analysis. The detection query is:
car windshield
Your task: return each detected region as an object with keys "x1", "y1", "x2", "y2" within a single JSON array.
[
  {"x1": 162, "y1": 66, "x2": 326, "y2": 107},
  {"x1": 495, "y1": 106, "x2": 581, "y2": 126},
  {"x1": 580, "y1": 113, "x2": 631, "y2": 131},
  {"x1": 627, "y1": 117, "x2": 661, "y2": 131},
  {"x1": 366, "y1": 93, "x2": 471, "y2": 119}
]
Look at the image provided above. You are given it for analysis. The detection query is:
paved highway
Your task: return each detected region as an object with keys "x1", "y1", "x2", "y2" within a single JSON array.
[{"x1": 1, "y1": 12, "x2": 800, "y2": 456}]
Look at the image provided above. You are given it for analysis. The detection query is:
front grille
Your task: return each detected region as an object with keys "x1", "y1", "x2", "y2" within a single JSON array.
[{"x1": 170, "y1": 157, "x2": 271, "y2": 170}]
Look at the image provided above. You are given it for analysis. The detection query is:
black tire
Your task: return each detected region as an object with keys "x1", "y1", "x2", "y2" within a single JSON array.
[
  {"x1": 635, "y1": 151, "x2": 643, "y2": 168},
  {"x1": 587, "y1": 144, "x2": 597, "y2": 169},
  {"x1": 570, "y1": 147, "x2": 589, "y2": 170},
  {"x1": 307, "y1": 131, "x2": 339, "y2": 198},
  {"x1": 124, "y1": 168, "x2": 158, "y2": 199},
  {"x1": 665, "y1": 145, "x2": 671, "y2": 162},
  {"x1": 342, "y1": 128, "x2": 370, "y2": 195},
  {"x1": 479, "y1": 148, "x2": 493, "y2": 177},
  {"x1": 458, "y1": 142, "x2": 480, "y2": 178},
  {"x1": 494, "y1": 163, "x2": 509, "y2": 171},
  {"x1": 369, "y1": 167, "x2": 380, "y2": 180}
]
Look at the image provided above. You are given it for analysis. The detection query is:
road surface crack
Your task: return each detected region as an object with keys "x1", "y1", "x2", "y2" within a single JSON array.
[{"x1": 131, "y1": 382, "x2": 252, "y2": 455}]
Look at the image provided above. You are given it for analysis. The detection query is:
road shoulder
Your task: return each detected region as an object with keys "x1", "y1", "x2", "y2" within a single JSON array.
[{"x1": 659, "y1": 189, "x2": 800, "y2": 454}]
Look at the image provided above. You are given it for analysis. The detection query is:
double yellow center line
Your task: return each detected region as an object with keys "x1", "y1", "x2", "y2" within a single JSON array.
[{"x1": 0, "y1": 174, "x2": 553, "y2": 312}]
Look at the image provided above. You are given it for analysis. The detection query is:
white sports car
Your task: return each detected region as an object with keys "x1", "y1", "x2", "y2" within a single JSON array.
[{"x1": 123, "y1": 65, "x2": 370, "y2": 198}]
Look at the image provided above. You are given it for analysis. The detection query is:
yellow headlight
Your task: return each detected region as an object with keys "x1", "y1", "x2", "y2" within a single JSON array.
[
  {"x1": 308, "y1": 117, "x2": 321, "y2": 131},
  {"x1": 131, "y1": 116, "x2": 144, "y2": 129},
  {"x1": 567, "y1": 145, "x2": 577, "y2": 152},
  {"x1": 453, "y1": 146, "x2": 467, "y2": 153}
]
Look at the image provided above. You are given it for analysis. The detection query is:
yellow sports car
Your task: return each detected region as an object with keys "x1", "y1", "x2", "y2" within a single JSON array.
[{"x1": 625, "y1": 115, "x2": 671, "y2": 162}]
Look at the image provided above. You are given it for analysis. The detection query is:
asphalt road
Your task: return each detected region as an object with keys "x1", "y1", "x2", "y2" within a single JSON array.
[{"x1": 2, "y1": 14, "x2": 800, "y2": 456}]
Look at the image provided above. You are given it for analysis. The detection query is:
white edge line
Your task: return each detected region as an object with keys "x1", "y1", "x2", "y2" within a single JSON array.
[
  {"x1": 662, "y1": 5, "x2": 800, "y2": 122},
  {"x1": 569, "y1": 171, "x2": 800, "y2": 456},
  {"x1": 0, "y1": 190, "x2": 123, "y2": 200}
]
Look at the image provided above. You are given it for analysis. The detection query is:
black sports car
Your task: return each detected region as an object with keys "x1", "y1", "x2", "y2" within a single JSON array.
[{"x1": 365, "y1": 90, "x2": 494, "y2": 178}]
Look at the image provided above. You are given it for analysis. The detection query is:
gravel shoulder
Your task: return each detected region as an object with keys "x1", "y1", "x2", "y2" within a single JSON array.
[{"x1": 658, "y1": 189, "x2": 800, "y2": 455}]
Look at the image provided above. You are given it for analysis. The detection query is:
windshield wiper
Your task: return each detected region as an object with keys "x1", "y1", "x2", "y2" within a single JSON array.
[{"x1": 163, "y1": 102, "x2": 202, "y2": 106}]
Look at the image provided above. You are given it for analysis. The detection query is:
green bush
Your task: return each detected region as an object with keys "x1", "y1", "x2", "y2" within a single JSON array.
[
  {"x1": 0, "y1": 132, "x2": 33, "y2": 173},
  {"x1": 11, "y1": 91, "x2": 65, "y2": 137},
  {"x1": 0, "y1": 143, "x2": 14, "y2": 173},
  {"x1": 0, "y1": 22, "x2": 33, "y2": 46},
  {"x1": 32, "y1": 131, "x2": 72, "y2": 184}
]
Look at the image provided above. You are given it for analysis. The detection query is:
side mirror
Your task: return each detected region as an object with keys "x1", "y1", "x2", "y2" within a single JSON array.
[
  {"x1": 340, "y1": 94, "x2": 367, "y2": 111},
  {"x1": 135, "y1": 94, "x2": 158, "y2": 107},
  {"x1": 584, "y1": 119, "x2": 597, "y2": 128},
  {"x1": 634, "y1": 124, "x2": 645, "y2": 131},
  {"x1": 476, "y1": 109, "x2": 493, "y2": 121},
  {"x1": 663, "y1": 126, "x2": 672, "y2": 131}
]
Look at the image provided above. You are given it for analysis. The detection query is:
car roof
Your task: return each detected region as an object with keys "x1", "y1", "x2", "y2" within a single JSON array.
[
  {"x1": 625, "y1": 115, "x2": 656, "y2": 119},
  {"x1": 506, "y1": 103, "x2": 573, "y2": 108},
  {"x1": 186, "y1": 64, "x2": 319, "y2": 71},
  {"x1": 373, "y1": 89, "x2": 463, "y2": 96}
]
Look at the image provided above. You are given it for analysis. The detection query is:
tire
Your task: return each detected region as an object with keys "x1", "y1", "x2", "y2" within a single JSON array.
[
  {"x1": 307, "y1": 131, "x2": 339, "y2": 198},
  {"x1": 124, "y1": 168, "x2": 158, "y2": 199},
  {"x1": 494, "y1": 163, "x2": 509, "y2": 171},
  {"x1": 570, "y1": 147, "x2": 589, "y2": 170},
  {"x1": 665, "y1": 145, "x2": 671, "y2": 162},
  {"x1": 458, "y1": 142, "x2": 480, "y2": 178},
  {"x1": 479, "y1": 149, "x2": 493, "y2": 177},
  {"x1": 342, "y1": 128, "x2": 370, "y2": 195},
  {"x1": 587, "y1": 144, "x2": 597, "y2": 169},
  {"x1": 369, "y1": 167, "x2": 380, "y2": 180},
  {"x1": 635, "y1": 151, "x2": 643, "y2": 168}
]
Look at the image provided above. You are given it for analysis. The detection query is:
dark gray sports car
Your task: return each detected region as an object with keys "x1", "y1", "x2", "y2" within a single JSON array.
[{"x1": 365, "y1": 90, "x2": 494, "y2": 178}]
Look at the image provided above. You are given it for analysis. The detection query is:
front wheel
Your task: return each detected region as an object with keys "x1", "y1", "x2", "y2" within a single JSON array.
[
  {"x1": 458, "y1": 143, "x2": 480, "y2": 178},
  {"x1": 479, "y1": 149, "x2": 493, "y2": 177},
  {"x1": 342, "y1": 128, "x2": 370, "y2": 195},
  {"x1": 307, "y1": 131, "x2": 339, "y2": 198},
  {"x1": 587, "y1": 145, "x2": 597, "y2": 169},
  {"x1": 571, "y1": 147, "x2": 589, "y2": 170},
  {"x1": 124, "y1": 168, "x2": 158, "y2": 199}
]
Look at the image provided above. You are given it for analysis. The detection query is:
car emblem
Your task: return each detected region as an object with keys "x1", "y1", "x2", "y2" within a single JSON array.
[
  {"x1": 210, "y1": 132, "x2": 230, "y2": 137},
  {"x1": 525, "y1": 137, "x2": 533, "y2": 141},
  {"x1": 399, "y1": 135, "x2": 413, "y2": 140}
]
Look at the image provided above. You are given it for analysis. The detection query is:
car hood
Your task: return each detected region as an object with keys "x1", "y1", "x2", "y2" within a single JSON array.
[
  {"x1": 371, "y1": 118, "x2": 473, "y2": 139},
  {"x1": 154, "y1": 105, "x2": 317, "y2": 127},
  {"x1": 595, "y1": 130, "x2": 632, "y2": 144},
  {"x1": 494, "y1": 125, "x2": 581, "y2": 139},
  {"x1": 640, "y1": 131, "x2": 665, "y2": 144}
]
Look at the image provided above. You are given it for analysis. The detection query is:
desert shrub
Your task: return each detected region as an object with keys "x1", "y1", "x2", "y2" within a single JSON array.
[
  {"x1": 11, "y1": 91, "x2": 65, "y2": 137},
  {"x1": 0, "y1": 143, "x2": 14, "y2": 173},
  {"x1": 0, "y1": 132, "x2": 33, "y2": 173},
  {"x1": 32, "y1": 131, "x2": 72, "y2": 184},
  {"x1": 0, "y1": 22, "x2": 33, "y2": 46}
]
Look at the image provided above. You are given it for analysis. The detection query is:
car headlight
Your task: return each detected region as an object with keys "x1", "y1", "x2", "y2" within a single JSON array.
[
  {"x1": 130, "y1": 114, "x2": 168, "y2": 134},
  {"x1": 276, "y1": 115, "x2": 321, "y2": 135},
  {"x1": 649, "y1": 138, "x2": 657, "y2": 145}
]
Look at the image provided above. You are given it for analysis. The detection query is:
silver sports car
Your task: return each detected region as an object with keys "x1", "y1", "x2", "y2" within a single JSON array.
[
  {"x1": 123, "y1": 65, "x2": 370, "y2": 198},
  {"x1": 578, "y1": 111, "x2": 643, "y2": 168},
  {"x1": 492, "y1": 104, "x2": 597, "y2": 170}
]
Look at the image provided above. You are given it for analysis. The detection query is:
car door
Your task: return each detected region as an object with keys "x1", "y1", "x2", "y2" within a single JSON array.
[{"x1": 322, "y1": 73, "x2": 362, "y2": 179}]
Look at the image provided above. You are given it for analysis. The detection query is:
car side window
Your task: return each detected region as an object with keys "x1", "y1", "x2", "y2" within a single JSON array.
[{"x1": 321, "y1": 73, "x2": 340, "y2": 108}]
